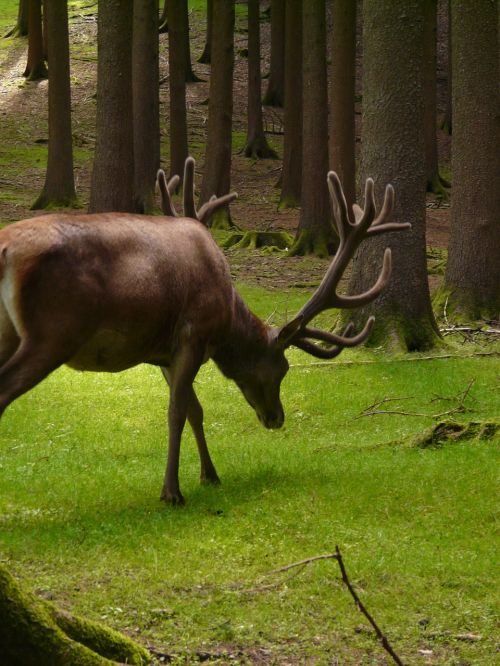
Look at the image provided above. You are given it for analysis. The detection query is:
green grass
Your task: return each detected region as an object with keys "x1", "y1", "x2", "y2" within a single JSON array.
[
  {"x1": 0, "y1": 0, "x2": 18, "y2": 34},
  {"x1": 1, "y1": 285, "x2": 499, "y2": 664}
]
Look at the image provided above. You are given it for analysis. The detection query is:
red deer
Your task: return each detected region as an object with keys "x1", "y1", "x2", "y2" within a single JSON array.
[{"x1": 0, "y1": 158, "x2": 409, "y2": 504}]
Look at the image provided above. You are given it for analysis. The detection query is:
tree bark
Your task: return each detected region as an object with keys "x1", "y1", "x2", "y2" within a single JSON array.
[
  {"x1": 263, "y1": 0, "x2": 285, "y2": 107},
  {"x1": 440, "y1": 0, "x2": 452, "y2": 134},
  {"x1": 444, "y1": 0, "x2": 500, "y2": 319},
  {"x1": 5, "y1": 0, "x2": 29, "y2": 38},
  {"x1": 289, "y1": 0, "x2": 333, "y2": 257},
  {"x1": 23, "y1": 0, "x2": 47, "y2": 80},
  {"x1": 133, "y1": 0, "x2": 160, "y2": 213},
  {"x1": 423, "y1": 0, "x2": 448, "y2": 195},
  {"x1": 244, "y1": 0, "x2": 278, "y2": 159},
  {"x1": 329, "y1": 0, "x2": 356, "y2": 213},
  {"x1": 279, "y1": 0, "x2": 302, "y2": 209},
  {"x1": 346, "y1": 0, "x2": 439, "y2": 351},
  {"x1": 167, "y1": 0, "x2": 189, "y2": 183},
  {"x1": 0, "y1": 564, "x2": 150, "y2": 665},
  {"x1": 89, "y1": 0, "x2": 135, "y2": 213},
  {"x1": 198, "y1": 0, "x2": 212, "y2": 64},
  {"x1": 32, "y1": 0, "x2": 76, "y2": 210},
  {"x1": 199, "y1": 0, "x2": 235, "y2": 228}
]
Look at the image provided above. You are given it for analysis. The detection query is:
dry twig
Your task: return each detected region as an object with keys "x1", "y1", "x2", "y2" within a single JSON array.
[
  {"x1": 355, "y1": 379, "x2": 475, "y2": 420},
  {"x1": 334, "y1": 546, "x2": 404, "y2": 666},
  {"x1": 255, "y1": 549, "x2": 405, "y2": 665}
]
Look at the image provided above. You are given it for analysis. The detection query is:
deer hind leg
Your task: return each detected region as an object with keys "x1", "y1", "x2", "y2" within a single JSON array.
[
  {"x1": 161, "y1": 367, "x2": 220, "y2": 488},
  {"x1": 0, "y1": 338, "x2": 67, "y2": 418},
  {"x1": 186, "y1": 387, "x2": 220, "y2": 486}
]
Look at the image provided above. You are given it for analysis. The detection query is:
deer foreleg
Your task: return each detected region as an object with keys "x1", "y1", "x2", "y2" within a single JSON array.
[
  {"x1": 160, "y1": 348, "x2": 203, "y2": 505},
  {"x1": 161, "y1": 367, "x2": 220, "y2": 490}
]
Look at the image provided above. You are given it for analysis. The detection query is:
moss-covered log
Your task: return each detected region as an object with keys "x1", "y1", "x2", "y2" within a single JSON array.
[
  {"x1": 413, "y1": 421, "x2": 499, "y2": 448},
  {"x1": 0, "y1": 564, "x2": 150, "y2": 666}
]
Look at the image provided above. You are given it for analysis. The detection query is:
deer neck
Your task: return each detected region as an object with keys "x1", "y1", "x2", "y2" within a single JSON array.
[{"x1": 213, "y1": 290, "x2": 273, "y2": 379}]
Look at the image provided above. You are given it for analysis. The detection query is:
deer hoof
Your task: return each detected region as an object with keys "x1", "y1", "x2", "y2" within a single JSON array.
[
  {"x1": 160, "y1": 488, "x2": 185, "y2": 506},
  {"x1": 200, "y1": 473, "x2": 221, "y2": 486}
]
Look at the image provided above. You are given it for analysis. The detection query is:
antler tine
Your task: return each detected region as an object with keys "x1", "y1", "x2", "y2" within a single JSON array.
[
  {"x1": 335, "y1": 248, "x2": 392, "y2": 309},
  {"x1": 157, "y1": 169, "x2": 178, "y2": 217},
  {"x1": 366, "y1": 184, "x2": 411, "y2": 235},
  {"x1": 167, "y1": 174, "x2": 180, "y2": 196},
  {"x1": 292, "y1": 319, "x2": 374, "y2": 359},
  {"x1": 197, "y1": 192, "x2": 238, "y2": 227},
  {"x1": 183, "y1": 156, "x2": 198, "y2": 219},
  {"x1": 327, "y1": 171, "x2": 351, "y2": 241},
  {"x1": 356, "y1": 177, "x2": 377, "y2": 232}
]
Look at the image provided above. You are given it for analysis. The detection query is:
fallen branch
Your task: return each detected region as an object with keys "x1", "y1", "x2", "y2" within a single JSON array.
[
  {"x1": 254, "y1": 550, "x2": 405, "y2": 665},
  {"x1": 334, "y1": 546, "x2": 404, "y2": 666},
  {"x1": 440, "y1": 326, "x2": 500, "y2": 335},
  {"x1": 289, "y1": 350, "x2": 500, "y2": 369},
  {"x1": 356, "y1": 379, "x2": 475, "y2": 420}
]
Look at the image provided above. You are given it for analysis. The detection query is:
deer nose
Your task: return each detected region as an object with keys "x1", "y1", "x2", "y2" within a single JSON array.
[{"x1": 263, "y1": 407, "x2": 284, "y2": 430}]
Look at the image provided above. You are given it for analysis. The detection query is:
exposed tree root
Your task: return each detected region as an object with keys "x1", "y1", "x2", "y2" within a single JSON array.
[
  {"x1": 278, "y1": 193, "x2": 300, "y2": 211},
  {"x1": 426, "y1": 172, "x2": 451, "y2": 198},
  {"x1": 243, "y1": 135, "x2": 278, "y2": 160},
  {"x1": 208, "y1": 207, "x2": 235, "y2": 230},
  {"x1": 31, "y1": 192, "x2": 79, "y2": 211},
  {"x1": 223, "y1": 230, "x2": 292, "y2": 251},
  {"x1": 0, "y1": 564, "x2": 150, "y2": 666},
  {"x1": 288, "y1": 229, "x2": 332, "y2": 258},
  {"x1": 433, "y1": 285, "x2": 500, "y2": 324}
]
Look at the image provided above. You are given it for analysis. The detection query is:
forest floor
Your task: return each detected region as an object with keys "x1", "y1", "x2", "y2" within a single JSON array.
[{"x1": 0, "y1": 0, "x2": 452, "y2": 295}]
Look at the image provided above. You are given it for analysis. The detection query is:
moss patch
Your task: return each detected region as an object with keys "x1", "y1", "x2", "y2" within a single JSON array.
[{"x1": 412, "y1": 420, "x2": 499, "y2": 449}]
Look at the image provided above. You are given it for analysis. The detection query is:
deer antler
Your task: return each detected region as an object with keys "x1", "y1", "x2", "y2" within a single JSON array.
[
  {"x1": 279, "y1": 172, "x2": 411, "y2": 358},
  {"x1": 157, "y1": 157, "x2": 238, "y2": 225}
]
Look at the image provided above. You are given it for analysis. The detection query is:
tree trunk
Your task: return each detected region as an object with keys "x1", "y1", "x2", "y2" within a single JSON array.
[
  {"x1": 199, "y1": 0, "x2": 235, "y2": 228},
  {"x1": 89, "y1": 0, "x2": 135, "y2": 213},
  {"x1": 440, "y1": 0, "x2": 452, "y2": 134},
  {"x1": 42, "y1": 0, "x2": 48, "y2": 61},
  {"x1": 263, "y1": 0, "x2": 284, "y2": 107},
  {"x1": 133, "y1": 0, "x2": 160, "y2": 213},
  {"x1": 346, "y1": 0, "x2": 439, "y2": 351},
  {"x1": 23, "y1": 0, "x2": 47, "y2": 80},
  {"x1": 444, "y1": 0, "x2": 500, "y2": 319},
  {"x1": 198, "y1": 0, "x2": 212, "y2": 64},
  {"x1": 423, "y1": 0, "x2": 448, "y2": 195},
  {"x1": 289, "y1": 0, "x2": 332, "y2": 257},
  {"x1": 329, "y1": 0, "x2": 356, "y2": 213},
  {"x1": 5, "y1": 0, "x2": 29, "y2": 38},
  {"x1": 278, "y1": 0, "x2": 302, "y2": 209},
  {"x1": 32, "y1": 0, "x2": 76, "y2": 210},
  {"x1": 244, "y1": 0, "x2": 277, "y2": 159},
  {"x1": 0, "y1": 564, "x2": 150, "y2": 665},
  {"x1": 167, "y1": 0, "x2": 189, "y2": 183},
  {"x1": 181, "y1": 0, "x2": 201, "y2": 82}
]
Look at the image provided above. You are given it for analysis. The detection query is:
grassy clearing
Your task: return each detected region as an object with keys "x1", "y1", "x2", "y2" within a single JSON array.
[{"x1": 1, "y1": 283, "x2": 499, "y2": 665}]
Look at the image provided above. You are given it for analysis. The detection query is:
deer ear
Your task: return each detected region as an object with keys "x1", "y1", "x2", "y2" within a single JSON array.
[{"x1": 276, "y1": 316, "x2": 304, "y2": 348}]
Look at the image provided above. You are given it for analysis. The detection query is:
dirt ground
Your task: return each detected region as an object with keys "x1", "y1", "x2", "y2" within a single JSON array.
[{"x1": 0, "y1": 2, "x2": 451, "y2": 294}]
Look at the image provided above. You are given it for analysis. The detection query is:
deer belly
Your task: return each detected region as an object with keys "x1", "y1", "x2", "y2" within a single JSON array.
[{"x1": 66, "y1": 328, "x2": 162, "y2": 372}]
